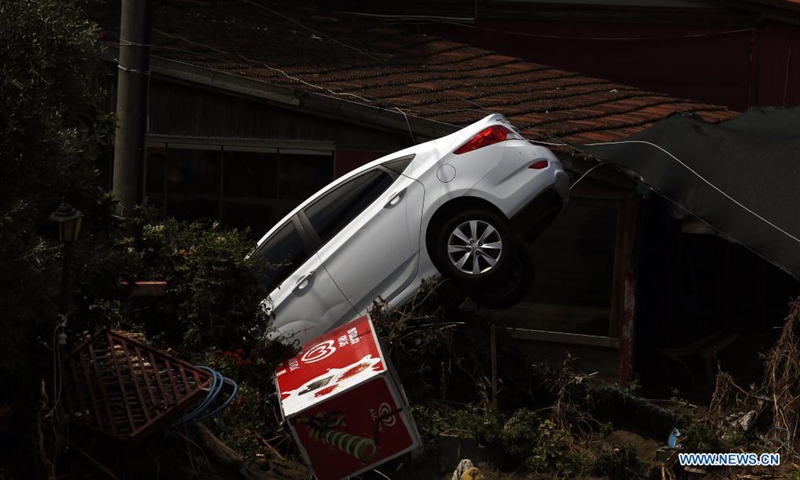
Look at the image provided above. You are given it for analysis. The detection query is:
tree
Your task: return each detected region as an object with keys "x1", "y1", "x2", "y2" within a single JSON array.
[{"x1": 0, "y1": 0, "x2": 112, "y2": 392}]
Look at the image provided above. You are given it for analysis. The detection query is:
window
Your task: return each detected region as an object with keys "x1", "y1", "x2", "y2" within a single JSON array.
[
  {"x1": 166, "y1": 148, "x2": 221, "y2": 195},
  {"x1": 383, "y1": 154, "x2": 415, "y2": 175},
  {"x1": 279, "y1": 152, "x2": 335, "y2": 201},
  {"x1": 253, "y1": 221, "x2": 309, "y2": 289},
  {"x1": 222, "y1": 150, "x2": 280, "y2": 235},
  {"x1": 224, "y1": 150, "x2": 278, "y2": 198},
  {"x1": 146, "y1": 149, "x2": 166, "y2": 193},
  {"x1": 143, "y1": 141, "x2": 334, "y2": 235},
  {"x1": 304, "y1": 170, "x2": 394, "y2": 244},
  {"x1": 163, "y1": 147, "x2": 222, "y2": 221}
]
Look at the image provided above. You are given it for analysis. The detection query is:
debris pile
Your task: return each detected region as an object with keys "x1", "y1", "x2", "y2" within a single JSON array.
[
  {"x1": 9, "y1": 268, "x2": 800, "y2": 479},
  {"x1": 61, "y1": 329, "x2": 213, "y2": 441},
  {"x1": 372, "y1": 284, "x2": 800, "y2": 479},
  {"x1": 763, "y1": 299, "x2": 800, "y2": 458}
]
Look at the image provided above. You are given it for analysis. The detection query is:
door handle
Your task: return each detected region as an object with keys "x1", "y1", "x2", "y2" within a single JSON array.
[
  {"x1": 294, "y1": 270, "x2": 315, "y2": 292},
  {"x1": 385, "y1": 189, "x2": 406, "y2": 208}
]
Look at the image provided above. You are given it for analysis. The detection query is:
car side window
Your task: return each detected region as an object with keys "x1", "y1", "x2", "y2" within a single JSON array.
[
  {"x1": 304, "y1": 169, "x2": 394, "y2": 244},
  {"x1": 254, "y1": 221, "x2": 309, "y2": 289}
]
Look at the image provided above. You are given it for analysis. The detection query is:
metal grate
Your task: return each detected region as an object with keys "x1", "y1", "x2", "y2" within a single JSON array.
[{"x1": 62, "y1": 330, "x2": 212, "y2": 441}]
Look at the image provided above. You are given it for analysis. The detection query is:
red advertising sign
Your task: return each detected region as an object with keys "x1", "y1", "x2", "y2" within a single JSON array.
[{"x1": 275, "y1": 315, "x2": 420, "y2": 480}]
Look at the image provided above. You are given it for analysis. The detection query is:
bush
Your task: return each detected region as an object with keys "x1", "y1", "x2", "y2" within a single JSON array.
[
  {"x1": 592, "y1": 443, "x2": 643, "y2": 480},
  {"x1": 411, "y1": 403, "x2": 503, "y2": 453},
  {"x1": 679, "y1": 418, "x2": 748, "y2": 454},
  {"x1": 372, "y1": 279, "x2": 479, "y2": 401},
  {"x1": 502, "y1": 408, "x2": 541, "y2": 460},
  {"x1": 69, "y1": 215, "x2": 291, "y2": 467},
  {"x1": 524, "y1": 419, "x2": 582, "y2": 475},
  {"x1": 84, "y1": 214, "x2": 273, "y2": 355},
  {"x1": 0, "y1": 0, "x2": 112, "y2": 393},
  {"x1": 197, "y1": 347, "x2": 286, "y2": 462}
]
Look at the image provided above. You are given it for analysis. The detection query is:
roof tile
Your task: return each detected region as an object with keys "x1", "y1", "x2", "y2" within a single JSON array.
[{"x1": 99, "y1": 2, "x2": 738, "y2": 143}]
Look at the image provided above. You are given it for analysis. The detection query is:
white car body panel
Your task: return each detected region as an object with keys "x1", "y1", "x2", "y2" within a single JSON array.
[
  {"x1": 255, "y1": 114, "x2": 569, "y2": 343},
  {"x1": 468, "y1": 140, "x2": 565, "y2": 218},
  {"x1": 267, "y1": 253, "x2": 358, "y2": 343},
  {"x1": 318, "y1": 175, "x2": 425, "y2": 326}
]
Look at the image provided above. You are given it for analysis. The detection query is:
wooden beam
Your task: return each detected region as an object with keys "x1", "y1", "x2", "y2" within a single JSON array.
[
  {"x1": 617, "y1": 196, "x2": 641, "y2": 387},
  {"x1": 508, "y1": 328, "x2": 621, "y2": 349}
]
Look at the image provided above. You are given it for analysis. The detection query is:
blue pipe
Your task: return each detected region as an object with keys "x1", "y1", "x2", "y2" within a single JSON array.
[{"x1": 172, "y1": 365, "x2": 239, "y2": 427}]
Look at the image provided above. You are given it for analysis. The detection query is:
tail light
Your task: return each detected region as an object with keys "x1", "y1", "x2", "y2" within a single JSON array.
[
  {"x1": 529, "y1": 160, "x2": 549, "y2": 169},
  {"x1": 454, "y1": 125, "x2": 523, "y2": 155}
]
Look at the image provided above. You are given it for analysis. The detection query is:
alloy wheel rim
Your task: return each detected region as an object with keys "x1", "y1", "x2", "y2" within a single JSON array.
[{"x1": 447, "y1": 219, "x2": 503, "y2": 275}]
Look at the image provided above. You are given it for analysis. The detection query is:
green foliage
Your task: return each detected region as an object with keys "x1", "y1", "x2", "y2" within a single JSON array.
[
  {"x1": 501, "y1": 408, "x2": 585, "y2": 474},
  {"x1": 501, "y1": 408, "x2": 541, "y2": 459},
  {"x1": 86, "y1": 215, "x2": 273, "y2": 355},
  {"x1": 408, "y1": 404, "x2": 450, "y2": 451},
  {"x1": 73, "y1": 215, "x2": 287, "y2": 464},
  {"x1": 372, "y1": 280, "x2": 478, "y2": 400},
  {"x1": 523, "y1": 419, "x2": 582, "y2": 475},
  {"x1": 197, "y1": 347, "x2": 286, "y2": 462},
  {"x1": 411, "y1": 403, "x2": 503, "y2": 453},
  {"x1": 680, "y1": 418, "x2": 748, "y2": 454},
  {"x1": 368, "y1": 268, "x2": 660, "y2": 479},
  {"x1": 599, "y1": 421, "x2": 614, "y2": 437},
  {"x1": 592, "y1": 443, "x2": 643, "y2": 480},
  {"x1": 0, "y1": 0, "x2": 112, "y2": 391},
  {"x1": 680, "y1": 421, "x2": 723, "y2": 452},
  {"x1": 447, "y1": 404, "x2": 503, "y2": 446},
  {"x1": 0, "y1": 0, "x2": 111, "y2": 211},
  {"x1": 372, "y1": 280, "x2": 538, "y2": 409},
  {"x1": 501, "y1": 409, "x2": 647, "y2": 478}
]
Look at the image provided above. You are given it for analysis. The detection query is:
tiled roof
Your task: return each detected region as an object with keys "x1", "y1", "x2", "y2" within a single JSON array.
[
  {"x1": 735, "y1": 0, "x2": 800, "y2": 11},
  {"x1": 99, "y1": 1, "x2": 738, "y2": 144}
]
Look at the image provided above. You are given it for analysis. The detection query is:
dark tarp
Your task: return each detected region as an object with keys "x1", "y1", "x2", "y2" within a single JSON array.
[{"x1": 578, "y1": 106, "x2": 800, "y2": 279}]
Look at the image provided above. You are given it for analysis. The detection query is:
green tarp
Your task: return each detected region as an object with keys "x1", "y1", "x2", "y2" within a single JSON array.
[{"x1": 578, "y1": 106, "x2": 800, "y2": 279}]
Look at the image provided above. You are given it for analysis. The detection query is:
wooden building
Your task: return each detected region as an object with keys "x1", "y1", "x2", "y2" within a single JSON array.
[{"x1": 99, "y1": 0, "x2": 797, "y2": 391}]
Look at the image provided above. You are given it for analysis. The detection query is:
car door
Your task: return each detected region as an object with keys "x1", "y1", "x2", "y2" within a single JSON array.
[
  {"x1": 256, "y1": 217, "x2": 357, "y2": 344},
  {"x1": 301, "y1": 168, "x2": 425, "y2": 322}
]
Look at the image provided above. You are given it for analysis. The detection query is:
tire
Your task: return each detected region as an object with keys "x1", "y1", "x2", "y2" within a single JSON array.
[
  {"x1": 434, "y1": 209, "x2": 513, "y2": 285},
  {"x1": 470, "y1": 242, "x2": 534, "y2": 309}
]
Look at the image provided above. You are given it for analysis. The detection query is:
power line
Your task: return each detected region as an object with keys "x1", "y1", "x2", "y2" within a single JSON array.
[
  {"x1": 237, "y1": 0, "x2": 388, "y2": 65},
  {"x1": 140, "y1": 18, "x2": 472, "y2": 135},
  {"x1": 127, "y1": 32, "x2": 376, "y2": 103},
  {"x1": 584, "y1": 139, "x2": 800, "y2": 246},
  {"x1": 337, "y1": 11, "x2": 476, "y2": 23},
  {"x1": 132, "y1": 49, "x2": 458, "y2": 136}
]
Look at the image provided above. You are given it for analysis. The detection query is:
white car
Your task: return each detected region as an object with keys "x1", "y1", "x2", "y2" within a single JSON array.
[{"x1": 254, "y1": 114, "x2": 569, "y2": 343}]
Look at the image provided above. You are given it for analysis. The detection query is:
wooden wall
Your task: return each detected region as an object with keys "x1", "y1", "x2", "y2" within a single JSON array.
[{"x1": 105, "y1": 74, "x2": 414, "y2": 153}]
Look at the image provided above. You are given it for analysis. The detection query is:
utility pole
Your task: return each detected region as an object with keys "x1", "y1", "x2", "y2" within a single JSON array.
[{"x1": 112, "y1": 0, "x2": 153, "y2": 217}]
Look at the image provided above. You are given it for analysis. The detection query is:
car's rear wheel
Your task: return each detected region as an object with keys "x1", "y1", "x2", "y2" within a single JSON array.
[
  {"x1": 470, "y1": 242, "x2": 534, "y2": 309},
  {"x1": 434, "y1": 209, "x2": 513, "y2": 285}
]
